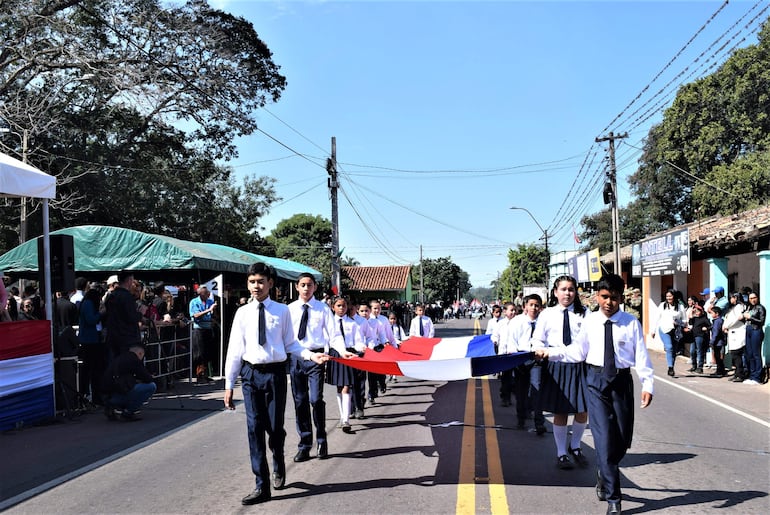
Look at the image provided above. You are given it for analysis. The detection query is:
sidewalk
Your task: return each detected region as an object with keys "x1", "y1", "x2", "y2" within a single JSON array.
[
  {"x1": 0, "y1": 378, "x2": 225, "y2": 508},
  {"x1": 646, "y1": 347, "x2": 770, "y2": 424}
]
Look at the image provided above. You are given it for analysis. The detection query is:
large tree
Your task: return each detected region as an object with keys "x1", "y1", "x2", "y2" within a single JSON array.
[
  {"x1": 0, "y1": 0, "x2": 286, "y2": 253},
  {"x1": 415, "y1": 256, "x2": 471, "y2": 306},
  {"x1": 497, "y1": 243, "x2": 548, "y2": 300},
  {"x1": 580, "y1": 20, "x2": 770, "y2": 241},
  {"x1": 266, "y1": 214, "x2": 333, "y2": 286}
]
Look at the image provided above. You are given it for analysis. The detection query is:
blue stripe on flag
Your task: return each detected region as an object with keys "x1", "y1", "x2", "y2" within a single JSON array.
[
  {"x1": 470, "y1": 352, "x2": 535, "y2": 377},
  {"x1": 465, "y1": 334, "x2": 495, "y2": 358},
  {"x1": 0, "y1": 384, "x2": 55, "y2": 432}
]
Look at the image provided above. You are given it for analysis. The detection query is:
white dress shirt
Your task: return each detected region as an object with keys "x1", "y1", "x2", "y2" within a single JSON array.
[
  {"x1": 492, "y1": 316, "x2": 516, "y2": 354},
  {"x1": 334, "y1": 314, "x2": 366, "y2": 353},
  {"x1": 390, "y1": 323, "x2": 407, "y2": 345},
  {"x1": 485, "y1": 316, "x2": 503, "y2": 335},
  {"x1": 530, "y1": 305, "x2": 585, "y2": 349},
  {"x1": 224, "y1": 298, "x2": 311, "y2": 389},
  {"x1": 374, "y1": 313, "x2": 396, "y2": 345},
  {"x1": 366, "y1": 317, "x2": 389, "y2": 347},
  {"x1": 409, "y1": 315, "x2": 434, "y2": 337},
  {"x1": 547, "y1": 310, "x2": 654, "y2": 395},
  {"x1": 509, "y1": 315, "x2": 539, "y2": 353},
  {"x1": 289, "y1": 297, "x2": 336, "y2": 352},
  {"x1": 353, "y1": 313, "x2": 376, "y2": 347}
]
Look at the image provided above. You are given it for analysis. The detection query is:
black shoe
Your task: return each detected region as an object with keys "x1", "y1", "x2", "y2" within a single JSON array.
[
  {"x1": 342, "y1": 422, "x2": 353, "y2": 433},
  {"x1": 271, "y1": 470, "x2": 285, "y2": 490},
  {"x1": 606, "y1": 500, "x2": 621, "y2": 514},
  {"x1": 380, "y1": 387, "x2": 387, "y2": 394},
  {"x1": 104, "y1": 406, "x2": 119, "y2": 421},
  {"x1": 350, "y1": 411, "x2": 357, "y2": 419},
  {"x1": 568, "y1": 447, "x2": 589, "y2": 468},
  {"x1": 688, "y1": 366, "x2": 697, "y2": 372},
  {"x1": 241, "y1": 487, "x2": 271, "y2": 505},
  {"x1": 355, "y1": 409, "x2": 365, "y2": 419},
  {"x1": 293, "y1": 449, "x2": 311, "y2": 462},
  {"x1": 368, "y1": 397, "x2": 376, "y2": 405},
  {"x1": 535, "y1": 424, "x2": 546, "y2": 436},
  {"x1": 317, "y1": 442, "x2": 328, "y2": 460},
  {"x1": 667, "y1": 367, "x2": 675, "y2": 377},
  {"x1": 596, "y1": 470, "x2": 607, "y2": 501},
  {"x1": 120, "y1": 410, "x2": 141, "y2": 422},
  {"x1": 695, "y1": 367, "x2": 703, "y2": 374},
  {"x1": 557, "y1": 454, "x2": 574, "y2": 470}
]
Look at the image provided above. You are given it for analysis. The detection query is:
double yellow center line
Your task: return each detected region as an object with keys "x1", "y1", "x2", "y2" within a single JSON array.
[{"x1": 456, "y1": 341, "x2": 509, "y2": 514}]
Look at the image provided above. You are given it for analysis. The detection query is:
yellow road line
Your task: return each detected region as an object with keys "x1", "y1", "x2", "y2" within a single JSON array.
[
  {"x1": 456, "y1": 379, "x2": 476, "y2": 514},
  {"x1": 473, "y1": 318, "x2": 482, "y2": 335},
  {"x1": 456, "y1": 377, "x2": 509, "y2": 514},
  {"x1": 481, "y1": 377, "x2": 509, "y2": 514}
]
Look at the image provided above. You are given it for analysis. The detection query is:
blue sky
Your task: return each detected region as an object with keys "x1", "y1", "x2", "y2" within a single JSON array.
[{"x1": 208, "y1": 0, "x2": 764, "y2": 289}]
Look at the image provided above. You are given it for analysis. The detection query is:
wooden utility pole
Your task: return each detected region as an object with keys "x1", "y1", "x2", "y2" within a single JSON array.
[
  {"x1": 595, "y1": 131, "x2": 627, "y2": 275},
  {"x1": 419, "y1": 244, "x2": 424, "y2": 304},
  {"x1": 327, "y1": 137, "x2": 341, "y2": 293}
]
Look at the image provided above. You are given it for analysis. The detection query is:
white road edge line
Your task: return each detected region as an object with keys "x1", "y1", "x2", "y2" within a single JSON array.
[{"x1": 655, "y1": 374, "x2": 770, "y2": 429}]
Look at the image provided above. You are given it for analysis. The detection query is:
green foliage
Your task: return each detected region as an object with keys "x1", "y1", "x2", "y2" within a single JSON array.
[
  {"x1": 0, "y1": 0, "x2": 287, "y2": 254},
  {"x1": 582, "y1": 19, "x2": 770, "y2": 240},
  {"x1": 414, "y1": 257, "x2": 471, "y2": 306},
  {"x1": 497, "y1": 243, "x2": 548, "y2": 300},
  {"x1": 266, "y1": 214, "x2": 332, "y2": 285}
]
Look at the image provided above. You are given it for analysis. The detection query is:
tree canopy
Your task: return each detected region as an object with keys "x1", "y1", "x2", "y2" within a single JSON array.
[
  {"x1": 266, "y1": 214, "x2": 333, "y2": 290},
  {"x1": 579, "y1": 20, "x2": 770, "y2": 249},
  {"x1": 494, "y1": 243, "x2": 548, "y2": 301},
  {"x1": 415, "y1": 257, "x2": 471, "y2": 306},
  {"x1": 0, "y1": 0, "x2": 286, "y2": 254}
]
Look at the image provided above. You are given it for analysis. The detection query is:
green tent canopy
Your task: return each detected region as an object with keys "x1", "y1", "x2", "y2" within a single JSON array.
[{"x1": 0, "y1": 225, "x2": 323, "y2": 282}]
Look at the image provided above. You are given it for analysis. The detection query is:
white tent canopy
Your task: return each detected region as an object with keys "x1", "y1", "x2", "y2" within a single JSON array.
[
  {"x1": 0, "y1": 152, "x2": 56, "y2": 199},
  {"x1": 0, "y1": 151, "x2": 56, "y2": 321}
]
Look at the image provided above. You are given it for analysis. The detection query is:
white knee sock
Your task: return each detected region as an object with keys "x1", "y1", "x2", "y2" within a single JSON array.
[
  {"x1": 336, "y1": 392, "x2": 343, "y2": 419},
  {"x1": 553, "y1": 424, "x2": 568, "y2": 456},
  {"x1": 341, "y1": 392, "x2": 351, "y2": 423},
  {"x1": 570, "y1": 421, "x2": 586, "y2": 450}
]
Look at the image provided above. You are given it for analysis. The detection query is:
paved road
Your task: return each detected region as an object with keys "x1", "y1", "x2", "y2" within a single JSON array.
[{"x1": 2, "y1": 316, "x2": 769, "y2": 514}]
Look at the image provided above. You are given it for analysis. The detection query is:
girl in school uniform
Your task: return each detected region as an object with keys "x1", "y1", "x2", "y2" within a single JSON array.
[
  {"x1": 531, "y1": 275, "x2": 589, "y2": 470},
  {"x1": 387, "y1": 311, "x2": 407, "y2": 383},
  {"x1": 325, "y1": 296, "x2": 365, "y2": 432}
]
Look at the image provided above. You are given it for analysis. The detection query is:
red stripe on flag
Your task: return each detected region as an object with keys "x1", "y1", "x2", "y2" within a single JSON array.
[{"x1": 0, "y1": 320, "x2": 52, "y2": 361}]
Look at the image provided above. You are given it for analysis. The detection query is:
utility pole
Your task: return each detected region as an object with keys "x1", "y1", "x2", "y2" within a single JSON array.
[
  {"x1": 595, "y1": 131, "x2": 627, "y2": 275},
  {"x1": 327, "y1": 137, "x2": 341, "y2": 293},
  {"x1": 419, "y1": 245, "x2": 424, "y2": 304}
]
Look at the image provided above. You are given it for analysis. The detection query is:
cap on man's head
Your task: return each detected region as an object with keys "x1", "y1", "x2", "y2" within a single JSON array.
[
  {"x1": 699, "y1": 288, "x2": 710, "y2": 296},
  {"x1": 713, "y1": 286, "x2": 725, "y2": 294},
  {"x1": 106, "y1": 275, "x2": 119, "y2": 285}
]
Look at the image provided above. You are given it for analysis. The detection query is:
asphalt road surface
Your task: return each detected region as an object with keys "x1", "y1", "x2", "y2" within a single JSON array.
[{"x1": 3, "y1": 316, "x2": 769, "y2": 514}]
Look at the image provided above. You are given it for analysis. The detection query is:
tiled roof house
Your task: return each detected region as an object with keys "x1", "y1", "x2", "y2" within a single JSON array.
[{"x1": 341, "y1": 265, "x2": 414, "y2": 302}]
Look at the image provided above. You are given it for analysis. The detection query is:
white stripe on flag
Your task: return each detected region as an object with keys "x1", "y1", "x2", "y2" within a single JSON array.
[
  {"x1": 399, "y1": 358, "x2": 473, "y2": 381},
  {"x1": 0, "y1": 353, "x2": 55, "y2": 398},
  {"x1": 429, "y1": 336, "x2": 474, "y2": 360}
]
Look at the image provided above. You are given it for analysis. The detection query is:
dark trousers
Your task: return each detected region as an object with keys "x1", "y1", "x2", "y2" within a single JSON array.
[
  {"x1": 352, "y1": 369, "x2": 367, "y2": 411},
  {"x1": 499, "y1": 369, "x2": 513, "y2": 402},
  {"x1": 528, "y1": 364, "x2": 546, "y2": 427},
  {"x1": 585, "y1": 367, "x2": 634, "y2": 503},
  {"x1": 290, "y1": 355, "x2": 326, "y2": 451},
  {"x1": 712, "y1": 344, "x2": 726, "y2": 375},
  {"x1": 79, "y1": 343, "x2": 108, "y2": 403},
  {"x1": 367, "y1": 372, "x2": 386, "y2": 400},
  {"x1": 191, "y1": 327, "x2": 214, "y2": 374},
  {"x1": 241, "y1": 362, "x2": 287, "y2": 493},
  {"x1": 730, "y1": 348, "x2": 746, "y2": 379},
  {"x1": 745, "y1": 326, "x2": 764, "y2": 382},
  {"x1": 513, "y1": 363, "x2": 544, "y2": 426}
]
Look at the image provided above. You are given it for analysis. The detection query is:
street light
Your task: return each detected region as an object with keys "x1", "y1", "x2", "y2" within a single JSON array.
[{"x1": 510, "y1": 206, "x2": 550, "y2": 287}]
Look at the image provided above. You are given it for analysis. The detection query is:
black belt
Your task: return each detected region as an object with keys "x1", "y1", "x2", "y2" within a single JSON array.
[
  {"x1": 588, "y1": 364, "x2": 630, "y2": 376},
  {"x1": 242, "y1": 360, "x2": 287, "y2": 373},
  {"x1": 308, "y1": 348, "x2": 325, "y2": 353}
]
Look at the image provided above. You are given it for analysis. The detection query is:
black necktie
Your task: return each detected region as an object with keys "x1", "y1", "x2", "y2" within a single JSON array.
[
  {"x1": 419, "y1": 318, "x2": 424, "y2": 336},
  {"x1": 339, "y1": 318, "x2": 345, "y2": 340},
  {"x1": 298, "y1": 304, "x2": 309, "y2": 340},
  {"x1": 258, "y1": 302, "x2": 267, "y2": 346},
  {"x1": 530, "y1": 321, "x2": 536, "y2": 338},
  {"x1": 604, "y1": 319, "x2": 616, "y2": 379},
  {"x1": 562, "y1": 308, "x2": 572, "y2": 346}
]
